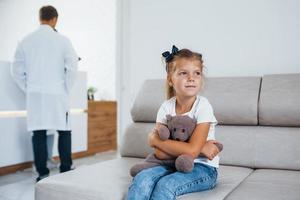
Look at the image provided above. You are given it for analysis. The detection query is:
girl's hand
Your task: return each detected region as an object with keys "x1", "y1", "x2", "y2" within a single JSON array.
[
  {"x1": 148, "y1": 132, "x2": 160, "y2": 147},
  {"x1": 200, "y1": 140, "x2": 220, "y2": 160}
]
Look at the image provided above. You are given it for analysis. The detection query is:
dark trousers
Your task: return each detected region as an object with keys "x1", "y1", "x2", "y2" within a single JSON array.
[{"x1": 32, "y1": 130, "x2": 73, "y2": 176}]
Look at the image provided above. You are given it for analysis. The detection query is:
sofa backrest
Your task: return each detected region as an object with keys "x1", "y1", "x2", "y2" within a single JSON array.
[
  {"x1": 130, "y1": 77, "x2": 262, "y2": 125},
  {"x1": 200, "y1": 77, "x2": 261, "y2": 125},
  {"x1": 130, "y1": 79, "x2": 165, "y2": 123},
  {"x1": 121, "y1": 74, "x2": 300, "y2": 170},
  {"x1": 215, "y1": 125, "x2": 300, "y2": 170},
  {"x1": 259, "y1": 74, "x2": 300, "y2": 126}
]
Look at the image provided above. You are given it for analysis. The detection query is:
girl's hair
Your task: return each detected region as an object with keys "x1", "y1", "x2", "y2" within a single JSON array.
[{"x1": 163, "y1": 48, "x2": 204, "y2": 99}]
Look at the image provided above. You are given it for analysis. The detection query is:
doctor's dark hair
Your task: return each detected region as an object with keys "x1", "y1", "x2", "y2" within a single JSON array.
[
  {"x1": 39, "y1": 5, "x2": 58, "y2": 21},
  {"x1": 163, "y1": 48, "x2": 204, "y2": 99}
]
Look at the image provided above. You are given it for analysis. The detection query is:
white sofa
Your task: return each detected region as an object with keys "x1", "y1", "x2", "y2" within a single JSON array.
[{"x1": 36, "y1": 74, "x2": 300, "y2": 200}]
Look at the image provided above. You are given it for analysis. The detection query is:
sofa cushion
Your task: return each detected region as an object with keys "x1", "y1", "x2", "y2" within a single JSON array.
[
  {"x1": 178, "y1": 165, "x2": 253, "y2": 200},
  {"x1": 217, "y1": 125, "x2": 300, "y2": 170},
  {"x1": 35, "y1": 158, "x2": 140, "y2": 200},
  {"x1": 121, "y1": 124, "x2": 300, "y2": 170},
  {"x1": 259, "y1": 74, "x2": 300, "y2": 126},
  {"x1": 131, "y1": 78, "x2": 261, "y2": 125},
  {"x1": 131, "y1": 79, "x2": 165, "y2": 122},
  {"x1": 201, "y1": 77, "x2": 261, "y2": 125},
  {"x1": 226, "y1": 169, "x2": 300, "y2": 200},
  {"x1": 36, "y1": 157, "x2": 253, "y2": 200},
  {"x1": 120, "y1": 122, "x2": 154, "y2": 158}
]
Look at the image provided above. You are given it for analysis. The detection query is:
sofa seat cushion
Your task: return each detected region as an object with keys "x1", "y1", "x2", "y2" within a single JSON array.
[
  {"x1": 36, "y1": 157, "x2": 140, "y2": 200},
  {"x1": 36, "y1": 157, "x2": 253, "y2": 200},
  {"x1": 226, "y1": 169, "x2": 300, "y2": 200},
  {"x1": 178, "y1": 165, "x2": 253, "y2": 200}
]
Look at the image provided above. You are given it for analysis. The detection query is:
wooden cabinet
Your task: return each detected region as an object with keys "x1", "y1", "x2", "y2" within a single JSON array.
[{"x1": 87, "y1": 101, "x2": 117, "y2": 154}]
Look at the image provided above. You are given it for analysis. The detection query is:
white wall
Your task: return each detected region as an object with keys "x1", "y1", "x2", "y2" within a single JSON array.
[
  {"x1": 0, "y1": 0, "x2": 116, "y2": 100},
  {"x1": 118, "y1": 0, "x2": 300, "y2": 137}
]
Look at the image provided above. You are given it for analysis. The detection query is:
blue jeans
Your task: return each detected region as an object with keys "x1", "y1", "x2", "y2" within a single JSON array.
[{"x1": 126, "y1": 163, "x2": 218, "y2": 200}]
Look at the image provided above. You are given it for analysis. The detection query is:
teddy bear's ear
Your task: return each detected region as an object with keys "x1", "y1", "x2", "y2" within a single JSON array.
[
  {"x1": 166, "y1": 114, "x2": 172, "y2": 122},
  {"x1": 192, "y1": 117, "x2": 197, "y2": 123}
]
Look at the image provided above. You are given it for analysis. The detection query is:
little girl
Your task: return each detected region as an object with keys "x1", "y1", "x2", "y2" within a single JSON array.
[{"x1": 126, "y1": 45, "x2": 220, "y2": 200}]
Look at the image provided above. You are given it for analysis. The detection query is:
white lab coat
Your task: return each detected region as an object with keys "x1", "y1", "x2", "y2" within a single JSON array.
[{"x1": 11, "y1": 25, "x2": 78, "y2": 131}]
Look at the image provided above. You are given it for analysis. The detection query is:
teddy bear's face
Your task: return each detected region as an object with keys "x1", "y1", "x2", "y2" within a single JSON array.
[{"x1": 166, "y1": 115, "x2": 196, "y2": 142}]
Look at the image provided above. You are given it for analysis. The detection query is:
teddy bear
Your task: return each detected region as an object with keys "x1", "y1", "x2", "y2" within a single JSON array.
[{"x1": 130, "y1": 114, "x2": 223, "y2": 177}]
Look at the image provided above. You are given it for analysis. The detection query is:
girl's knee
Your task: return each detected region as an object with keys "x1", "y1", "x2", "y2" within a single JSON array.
[
  {"x1": 133, "y1": 172, "x2": 154, "y2": 188},
  {"x1": 128, "y1": 169, "x2": 164, "y2": 200},
  {"x1": 151, "y1": 178, "x2": 176, "y2": 199},
  {"x1": 132, "y1": 168, "x2": 163, "y2": 188},
  {"x1": 157, "y1": 176, "x2": 176, "y2": 189}
]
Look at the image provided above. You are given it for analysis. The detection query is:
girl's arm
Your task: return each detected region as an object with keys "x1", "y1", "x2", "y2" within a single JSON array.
[
  {"x1": 150, "y1": 123, "x2": 175, "y2": 160},
  {"x1": 154, "y1": 148, "x2": 175, "y2": 159},
  {"x1": 154, "y1": 140, "x2": 220, "y2": 160},
  {"x1": 149, "y1": 122, "x2": 210, "y2": 159}
]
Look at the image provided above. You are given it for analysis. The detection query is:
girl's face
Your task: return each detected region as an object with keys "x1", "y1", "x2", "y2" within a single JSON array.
[{"x1": 169, "y1": 59, "x2": 202, "y2": 99}]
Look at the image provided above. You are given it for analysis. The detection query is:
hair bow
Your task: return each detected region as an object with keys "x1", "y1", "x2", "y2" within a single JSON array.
[{"x1": 162, "y1": 45, "x2": 179, "y2": 63}]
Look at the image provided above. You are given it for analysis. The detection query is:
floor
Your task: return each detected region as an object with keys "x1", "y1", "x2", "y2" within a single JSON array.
[{"x1": 0, "y1": 151, "x2": 119, "y2": 200}]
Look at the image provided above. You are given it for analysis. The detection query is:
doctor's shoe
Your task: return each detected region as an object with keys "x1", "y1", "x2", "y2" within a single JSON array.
[
  {"x1": 36, "y1": 174, "x2": 49, "y2": 183},
  {"x1": 33, "y1": 159, "x2": 59, "y2": 172}
]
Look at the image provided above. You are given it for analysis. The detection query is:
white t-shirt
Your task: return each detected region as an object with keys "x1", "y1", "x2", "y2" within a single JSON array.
[{"x1": 156, "y1": 95, "x2": 219, "y2": 168}]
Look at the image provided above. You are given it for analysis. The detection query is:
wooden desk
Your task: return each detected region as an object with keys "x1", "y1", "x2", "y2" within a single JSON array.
[{"x1": 87, "y1": 101, "x2": 117, "y2": 154}]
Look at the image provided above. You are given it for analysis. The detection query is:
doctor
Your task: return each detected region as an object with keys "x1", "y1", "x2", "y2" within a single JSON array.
[{"x1": 11, "y1": 5, "x2": 78, "y2": 182}]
